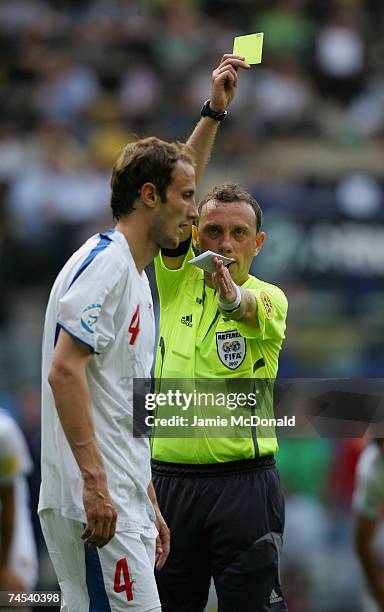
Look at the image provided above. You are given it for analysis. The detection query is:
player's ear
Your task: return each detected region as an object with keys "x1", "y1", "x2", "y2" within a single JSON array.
[
  {"x1": 254, "y1": 231, "x2": 266, "y2": 256},
  {"x1": 192, "y1": 224, "x2": 199, "y2": 250},
  {"x1": 139, "y1": 182, "x2": 158, "y2": 209}
]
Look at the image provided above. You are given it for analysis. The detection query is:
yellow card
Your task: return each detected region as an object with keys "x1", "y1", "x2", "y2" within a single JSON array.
[{"x1": 233, "y1": 32, "x2": 264, "y2": 64}]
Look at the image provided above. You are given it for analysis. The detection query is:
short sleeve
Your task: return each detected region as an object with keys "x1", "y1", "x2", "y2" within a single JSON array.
[
  {"x1": 58, "y1": 254, "x2": 125, "y2": 354},
  {"x1": 352, "y1": 448, "x2": 384, "y2": 519},
  {"x1": 0, "y1": 414, "x2": 32, "y2": 486},
  {"x1": 236, "y1": 284, "x2": 288, "y2": 342}
]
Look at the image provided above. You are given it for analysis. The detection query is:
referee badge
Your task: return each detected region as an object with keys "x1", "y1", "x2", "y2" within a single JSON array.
[
  {"x1": 216, "y1": 330, "x2": 246, "y2": 370},
  {"x1": 260, "y1": 291, "x2": 274, "y2": 320}
]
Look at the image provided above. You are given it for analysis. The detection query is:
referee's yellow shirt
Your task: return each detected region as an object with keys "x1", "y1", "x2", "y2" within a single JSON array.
[{"x1": 151, "y1": 245, "x2": 288, "y2": 464}]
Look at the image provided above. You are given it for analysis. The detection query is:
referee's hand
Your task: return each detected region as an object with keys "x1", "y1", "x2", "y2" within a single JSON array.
[
  {"x1": 212, "y1": 257, "x2": 238, "y2": 304},
  {"x1": 81, "y1": 481, "x2": 118, "y2": 548},
  {"x1": 210, "y1": 54, "x2": 250, "y2": 113}
]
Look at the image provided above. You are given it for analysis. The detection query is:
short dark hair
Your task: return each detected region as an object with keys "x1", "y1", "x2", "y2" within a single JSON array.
[
  {"x1": 110, "y1": 137, "x2": 194, "y2": 220},
  {"x1": 198, "y1": 183, "x2": 263, "y2": 232}
]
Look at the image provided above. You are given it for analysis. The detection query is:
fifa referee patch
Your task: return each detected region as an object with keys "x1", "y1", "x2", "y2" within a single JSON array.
[
  {"x1": 260, "y1": 292, "x2": 274, "y2": 320},
  {"x1": 216, "y1": 330, "x2": 246, "y2": 370}
]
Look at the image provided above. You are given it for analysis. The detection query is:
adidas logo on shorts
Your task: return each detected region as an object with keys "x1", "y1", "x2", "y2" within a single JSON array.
[
  {"x1": 270, "y1": 588, "x2": 283, "y2": 604},
  {"x1": 180, "y1": 314, "x2": 193, "y2": 327}
]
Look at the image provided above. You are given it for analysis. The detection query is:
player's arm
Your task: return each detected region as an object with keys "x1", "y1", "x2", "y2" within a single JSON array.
[
  {"x1": 48, "y1": 329, "x2": 117, "y2": 548},
  {"x1": 212, "y1": 258, "x2": 259, "y2": 328},
  {"x1": 354, "y1": 513, "x2": 384, "y2": 609},
  {"x1": 0, "y1": 483, "x2": 25, "y2": 590},
  {"x1": 147, "y1": 481, "x2": 170, "y2": 570},
  {"x1": 162, "y1": 54, "x2": 250, "y2": 271}
]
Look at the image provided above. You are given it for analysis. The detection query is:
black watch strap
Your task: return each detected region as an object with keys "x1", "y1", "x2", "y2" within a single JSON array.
[{"x1": 201, "y1": 99, "x2": 227, "y2": 122}]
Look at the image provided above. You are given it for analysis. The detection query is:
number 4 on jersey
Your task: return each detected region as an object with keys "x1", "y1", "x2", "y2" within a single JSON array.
[
  {"x1": 114, "y1": 558, "x2": 134, "y2": 601},
  {"x1": 128, "y1": 305, "x2": 140, "y2": 345}
]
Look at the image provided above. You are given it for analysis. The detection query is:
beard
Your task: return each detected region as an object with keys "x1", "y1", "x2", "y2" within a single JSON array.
[{"x1": 149, "y1": 219, "x2": 181, "y2": 250}]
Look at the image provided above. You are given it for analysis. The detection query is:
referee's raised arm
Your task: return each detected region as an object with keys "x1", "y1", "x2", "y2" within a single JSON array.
[
  {"x1": 187, "y1": 53, "x2": 250, "y2": 185},
  {"x1": 161, "y1": 53, "x2": 250, "y2": 271}
]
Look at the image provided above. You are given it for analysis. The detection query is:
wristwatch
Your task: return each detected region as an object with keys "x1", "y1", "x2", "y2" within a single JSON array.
[{"x1": 201, "y1": 99, "x2": 227, "y2": 122}]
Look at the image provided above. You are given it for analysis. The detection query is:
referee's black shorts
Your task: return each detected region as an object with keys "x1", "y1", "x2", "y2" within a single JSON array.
[{"x1": 152, "y1": 456, "x2": 287, "y2": 612}]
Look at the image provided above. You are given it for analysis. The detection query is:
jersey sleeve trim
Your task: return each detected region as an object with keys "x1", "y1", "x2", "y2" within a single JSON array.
[{"x1": 55, "y1": 322, "x2": 97, "y2": 354}]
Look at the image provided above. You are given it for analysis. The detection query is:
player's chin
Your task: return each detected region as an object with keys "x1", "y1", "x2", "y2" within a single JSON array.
[{"x1": 159, "y1": 235, "x2": 179, "y2": 250}]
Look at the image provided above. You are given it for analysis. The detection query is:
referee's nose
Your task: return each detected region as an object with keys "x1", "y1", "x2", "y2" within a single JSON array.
[{"x1": 218, "y1": 232, "x2": 233, "y2": 255}]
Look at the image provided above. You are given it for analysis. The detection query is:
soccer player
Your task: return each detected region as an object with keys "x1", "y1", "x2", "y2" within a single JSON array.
[
  {"x1": 151, "y1": 86, "x2": 288, "y2": 610},
  {"x1": 38, "y1": 51, "x2": 245, "y2": 611},
  {"x1": 353, "y1": 438, "x2": 384, "y2": 611},
  {"x1": 38, "y1": 137, "x2": 197, "y2": 611},
  {"x1": 0, "y1": 408, "x2": 38, "y2": 592}
]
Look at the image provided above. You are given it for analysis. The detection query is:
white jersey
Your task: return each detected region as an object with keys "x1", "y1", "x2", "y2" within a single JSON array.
[
  {"x1": 0, "y1": 408, "x2": 38, "y2": 589},
  {"x1": 353, "y1": 442, "x2": 384, "y2": 519},
  {"x1": 38, "y1": 229, "x2": 157, "y2": 536}
]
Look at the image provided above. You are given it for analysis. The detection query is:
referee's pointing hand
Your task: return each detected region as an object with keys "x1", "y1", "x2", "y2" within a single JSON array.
[{"x1": 212, "y1": 257, "x2": 238, "y2": 304}]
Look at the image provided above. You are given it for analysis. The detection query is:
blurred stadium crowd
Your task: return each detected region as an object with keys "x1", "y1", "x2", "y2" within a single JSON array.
[{"x1": 0, "y1": 0, "x2": 383, "y2": 610}]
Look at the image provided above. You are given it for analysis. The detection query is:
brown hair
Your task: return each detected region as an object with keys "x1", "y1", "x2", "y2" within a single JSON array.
[
  {"x1": 110, "y1": 137, "x2": 194, "y2": 220},
  {"x1": 198, "y1": 183, "x2": 263, "y2": 232}
]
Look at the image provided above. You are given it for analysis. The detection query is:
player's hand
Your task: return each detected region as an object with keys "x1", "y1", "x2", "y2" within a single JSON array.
[
  {"x1": 210, "y1": 54, "x2": 250, "y2": 113},
  {"x1": 212, "y1": 257, "x2": 238, "y2": 304},
  {"x1": 81, "y1": 480, "x2": 117, "y2": 548},
  {"x1": 154, "y1": 509, "x2": 170, "y2": 570},
  {"x1": 0, "y1": 566, "x2": 26, "y2": 591}
]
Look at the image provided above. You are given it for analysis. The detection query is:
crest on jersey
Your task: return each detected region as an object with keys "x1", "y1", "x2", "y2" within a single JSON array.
[
  {"x1": 260, "y1": 291, "x2": 274, "y2": 320},
  {"x1": 81, "y1": 303, "x2": 101, "y2": 334},
  {"x1": 216, "y1": 330, "x2": 246, "y2": 370}
]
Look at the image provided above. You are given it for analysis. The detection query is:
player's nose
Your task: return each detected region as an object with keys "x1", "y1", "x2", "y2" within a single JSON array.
[{"x1": 187, "y1": 197, "x2": 198, "y2": 220}]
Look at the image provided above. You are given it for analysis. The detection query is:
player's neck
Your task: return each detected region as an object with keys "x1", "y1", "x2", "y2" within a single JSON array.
[{"x1": 115, "y1": 220, "x2": 158, "y2": 274}]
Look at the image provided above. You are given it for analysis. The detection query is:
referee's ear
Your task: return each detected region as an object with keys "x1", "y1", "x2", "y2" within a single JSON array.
[
  {"x1": 254, "y1": 231, "x2": 266, "y2": 256},
  {"x1": 192, "y1": 224, "x2": 199, "y2": 250}
]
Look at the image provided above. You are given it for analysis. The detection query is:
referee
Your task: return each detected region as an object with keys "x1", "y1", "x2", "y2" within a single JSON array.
[
  {"x1": 152, "y1": 187, "x2": 288, "y2": 612},
  {"x1": 151, "y1": 55, "x2": 288, "y2": 611},
  {"x1": 152, "y1": 54, "x2": 287, "y2": 612},
  {"x1": 152, "y1": 55, "x2": 287, "y2": 612}
]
